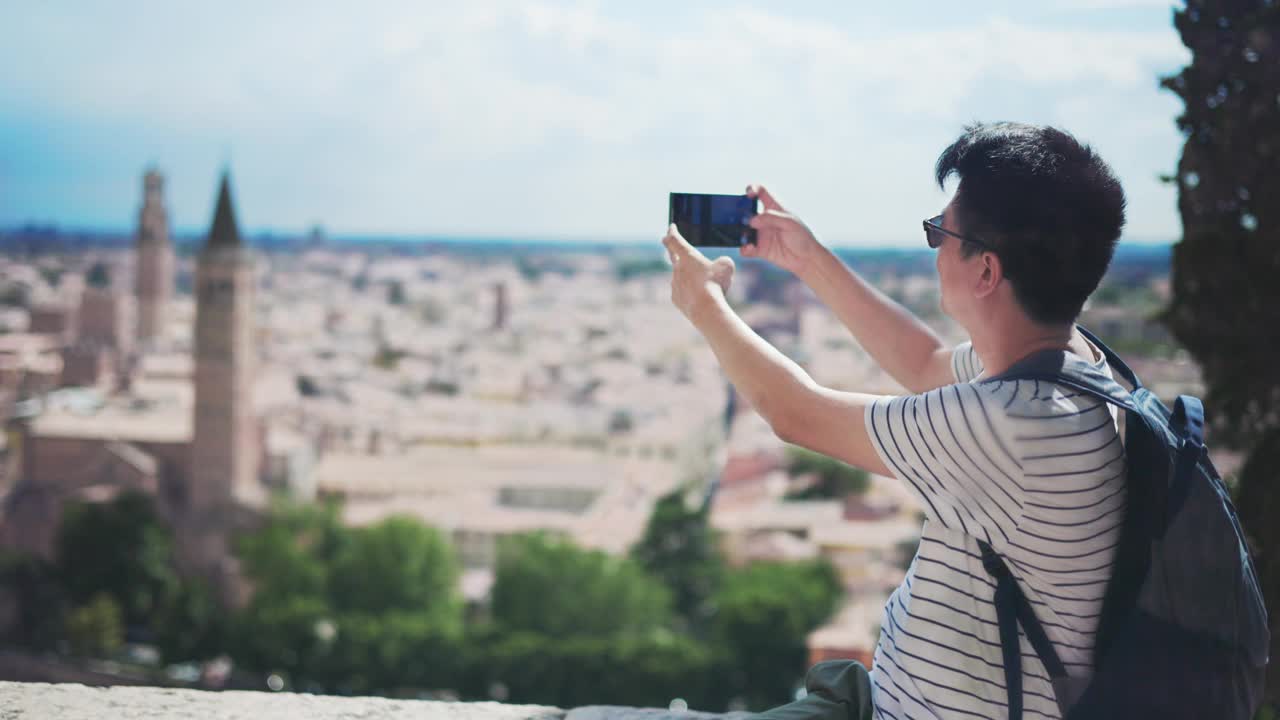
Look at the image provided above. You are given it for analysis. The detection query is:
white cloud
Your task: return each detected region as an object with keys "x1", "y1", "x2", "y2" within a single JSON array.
[{"x1": 0, "y1": 1, "x2": 1189, "y2": 242}]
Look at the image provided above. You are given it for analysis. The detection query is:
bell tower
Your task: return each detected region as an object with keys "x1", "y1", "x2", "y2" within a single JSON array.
[
  {"x1": 135, "y1": 169, "x2": 173, "y2": 345},
  {"x1": 190, "y1": 173, "x2": 261, "y2": 511}
]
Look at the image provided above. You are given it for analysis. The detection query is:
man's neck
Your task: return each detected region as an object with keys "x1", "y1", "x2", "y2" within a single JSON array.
[{"x1": 969, "y1": 315, "x2": 1080, "y2": 380}]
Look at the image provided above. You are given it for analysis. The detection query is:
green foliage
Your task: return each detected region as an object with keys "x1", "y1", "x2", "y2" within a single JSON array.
[
  {"x1": 630, "y1": 490, "x2": 724, "y2": 632},
  {"x1": 85, "y1": 262, "x2": 111, "y2": 289},
  {"x1": 319, "y1": 611, "x2": 463, "y2": 695},
  {"x1": 28, "y1": 491, "x2": 848, "y2": 709},
  {"x1": 9, "y1": 493, "x2": 229, "y2": 661},
  {"x1": 39, "y1": 266, "x2": 64, "y2": 288},
  {"x1": 490, "y1": 532, "x2": 672, "y2": 638},
  {"x1": 373, "y1": 345, "x2": 406, "y2": 370},
  {"x1": 783, "y1": 445, "x2": 870, "y2": 500},
  {"x1": 231, "y1": 593, "x2": 332, "y2": 683},
  {"x1": 1160, "y1": 0, "x2": 1279, "y2": 449},
  {"x1": 0, "y1": 283, "x2": 30, "y2": 307},
  {"x1": 0, "y1": 551, "x2": 66, "y2": 650},
  {"x1": 710, "y1": 559, "x2": 843, "y2": 710},
  {"x1": 329, "y1": 516, "x2": 460, "y2": 621},
  {"x1": 463, "y1": 630, "x2": 727, "y2": 709},
  {"x1": 56, "y1": 492, "x2": 179, "y2": 630},
  {"x1": 1161, "y1": 0, "x2": 1280, "y2": 704},
  {"x1": 230, "y1": 503, "x2": 464, "y2": 693},
  {"x1": 234, "y1": 500, "x2": 343, "y2": 603},
  {"x1": 516, "y1": 256, "x2": 543, "y2": 282},
  {"x1": 153, "y1": 577, "x2": 226, "y2": 664},
  {"x1": 608, "y1": 409, "x2": 635, "y2": 434},
  {"x1": 1090, "y1": 281, "x2": 1161, "y2": 309},
  {"x1": 387, "y1": 280, "x2": 407, "y2": 305},
  {"x1": 65, "y1": 593, "x2": 123, "y2": 658},
  {"x1": 894, "y1": 536, "x2": 922, "y2": 572}
]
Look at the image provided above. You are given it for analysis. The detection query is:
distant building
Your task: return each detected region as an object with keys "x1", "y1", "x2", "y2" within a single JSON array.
[
  {"x1": 492, "y1": 282, "x2": 508, "y2": 331},
  {"x1": 0, "y1": 172, "x2": 268, "y2": 608},
  {"x1": 28, "y1": 303, "x2": 77, "y2": 343},
  {"x1": 135, "y1": 169, "x2": 174, "y2": 346},
  {"x1": 62, "y1": 262, "x2": 134, "y2": 389}
]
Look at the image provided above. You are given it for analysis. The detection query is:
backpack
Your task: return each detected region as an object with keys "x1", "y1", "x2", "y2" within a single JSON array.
[{"x1": 976, "y1": 326, "x2": 1269, "y2": 720}]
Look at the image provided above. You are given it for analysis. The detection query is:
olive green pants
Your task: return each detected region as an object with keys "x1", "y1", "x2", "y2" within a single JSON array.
[{"x1": 752, "y1": 661, "x2": 875, "y2": 720}]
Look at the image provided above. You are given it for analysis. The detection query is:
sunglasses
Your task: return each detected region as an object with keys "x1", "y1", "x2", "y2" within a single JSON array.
[{"x1": 923, "y1": 214, "x2": 994, "y2": 253}]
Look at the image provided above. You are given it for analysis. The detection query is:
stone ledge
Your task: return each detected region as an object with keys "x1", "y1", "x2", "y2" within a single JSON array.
[
  {"x1": 0, "y1": 682, "x2": 563, "y2": 720},
  {"x1": 0, "y1": 682, "x2": 755, "y2": 720}
]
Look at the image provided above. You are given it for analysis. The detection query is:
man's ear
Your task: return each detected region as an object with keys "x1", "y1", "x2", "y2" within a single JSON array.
[{"x1": 973, "y1": 251, "x2": 1003, "y2": 299}]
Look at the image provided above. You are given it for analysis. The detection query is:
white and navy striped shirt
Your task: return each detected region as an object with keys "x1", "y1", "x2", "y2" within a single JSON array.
[{"x1": 864, "y1": 341, "x2": 1125, "y2": 720}]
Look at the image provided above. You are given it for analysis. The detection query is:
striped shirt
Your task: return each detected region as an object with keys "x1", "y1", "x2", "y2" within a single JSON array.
[{"x1": 864, "y1": 340, "x2": 1125, "y2": 720}]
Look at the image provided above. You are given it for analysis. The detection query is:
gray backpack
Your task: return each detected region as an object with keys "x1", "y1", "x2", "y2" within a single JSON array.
[{"x1": 978, "y1": 327, "x2": 1269, "y2": 719}]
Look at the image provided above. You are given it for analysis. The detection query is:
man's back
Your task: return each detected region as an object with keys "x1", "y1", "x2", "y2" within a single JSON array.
[{"x1": 864, "y1": 341, "x2": 1125, "y2": 720}]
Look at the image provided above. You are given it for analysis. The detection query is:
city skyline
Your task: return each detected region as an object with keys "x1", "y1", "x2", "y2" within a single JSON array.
[{"x1": 2, "y1": 1, "x2": 1188, "y2": 245}]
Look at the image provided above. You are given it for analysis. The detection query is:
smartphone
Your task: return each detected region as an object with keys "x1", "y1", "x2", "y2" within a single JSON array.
[{"x1": 668, "y1": 193, "x2": 758, "y2": 248}]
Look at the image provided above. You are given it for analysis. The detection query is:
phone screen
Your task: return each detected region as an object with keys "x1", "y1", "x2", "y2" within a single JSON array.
[{"x1": 668, "y1": 193, "x2": 758, "y2": 248}]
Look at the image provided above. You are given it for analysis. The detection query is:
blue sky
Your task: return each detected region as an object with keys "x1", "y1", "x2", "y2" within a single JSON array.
[{"x1": 0, "y1": 1, "x2": 1189, "y2": 246}]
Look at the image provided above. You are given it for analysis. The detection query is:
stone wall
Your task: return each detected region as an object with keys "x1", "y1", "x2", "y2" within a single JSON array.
[{"x1": 0, "y1": 682, "x2": 752, "y2": 720}]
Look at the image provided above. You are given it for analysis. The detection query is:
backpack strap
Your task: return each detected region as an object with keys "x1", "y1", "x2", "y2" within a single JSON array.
[
  {"x1": 1164, "y1": 395, "x2": 1206, "y2": 535},
  {"x1": 976, "y1": 326, "x2": 1141, "y2": 719},
  {"x1": 978, "y1": 539, "x2": 1072, "y2": 720},
  {"x1": 1075, "y1": 325, "x2": 1142, "y2": 391},
  {"x1": 983, "y1": 327, "x2": 1139, "y2": 414}
]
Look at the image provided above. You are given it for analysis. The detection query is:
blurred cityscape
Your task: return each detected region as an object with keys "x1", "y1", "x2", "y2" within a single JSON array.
[{"x1": 0, "y1": 168, "x2": 1212, "y2": 708}]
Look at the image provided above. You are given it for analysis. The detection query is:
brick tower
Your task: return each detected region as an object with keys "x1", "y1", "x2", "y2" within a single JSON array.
[
  {"x1": 135, "y1": 169, "x2": 174, "y2": 345},
  {"x1": 190, "y1": 173, "x2": 261, "y2": 512}
]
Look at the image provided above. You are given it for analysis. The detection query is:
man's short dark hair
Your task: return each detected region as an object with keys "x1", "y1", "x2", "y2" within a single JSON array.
[{"x1": 935, "y1": 122, "x2": 1127, "y2": 326}]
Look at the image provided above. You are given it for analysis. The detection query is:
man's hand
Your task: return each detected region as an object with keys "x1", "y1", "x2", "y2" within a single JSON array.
[
  {"x1": 663, "y1": 223, "x2": 735, "y2": 324},
  {"x1": 742, "y1": 184, "x2": 825, "y2": 276}
]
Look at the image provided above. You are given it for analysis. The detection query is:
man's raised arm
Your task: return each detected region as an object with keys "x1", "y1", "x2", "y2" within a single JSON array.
[{"x1": 744, "y1": 185, "x2": 958, "y2": 393}]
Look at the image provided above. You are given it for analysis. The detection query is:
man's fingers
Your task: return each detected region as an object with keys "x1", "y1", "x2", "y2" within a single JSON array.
[
  {"x1": 747, "y1": 210, "x2": 783, "y2": 229},
  {"x1": 746, "y1": 184, "x2": 784, "y2": 212},
  {"x1": 749, "y1": 211, "x2": 791, "y2": 231},
  {"x1": 664, "y1": 223, "x2": 699, "y2": 259}
]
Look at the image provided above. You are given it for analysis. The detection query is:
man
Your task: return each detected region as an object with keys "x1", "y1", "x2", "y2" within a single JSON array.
[{"x1": 663, "y1": 122, "x2": 1128, "y2": 720}]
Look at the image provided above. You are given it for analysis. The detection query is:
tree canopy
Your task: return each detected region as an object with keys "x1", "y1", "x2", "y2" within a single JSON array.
[
  {"x1": 710, "y1": 559, "x2": 844, "y2": 710},
  {"x1": 490, "y1": 531, "x2": 672, "y2": 638},
  {"x1": 783, "y1": 445, "x2": 870, "y2": 500},
  {"x1": 630, "y1": 489, "x2": 724, "y2": 631},
  {"x1": 1160, "y1": 0, "x2": 1279, "y2": 706},
  {"x1": 56, "y1": 492, "x2": 179, "y2": 631}
]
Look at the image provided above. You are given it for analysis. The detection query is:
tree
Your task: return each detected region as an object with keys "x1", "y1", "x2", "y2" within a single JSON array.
[
  {"x1": 230, "y1": 503, "x2": 465, "y2": 693},
  {"x1": 0, "y1": 551, "x2": 66, "y2": 651},
  {"x1": 85, "y1": 262, "x2": 111, "y2": 289},
  {"x1": 319, "y1": 611, "x2": 463, "y2": 696},
  {"x1": 630, "y1": 489, "x2": 724, "y2": 632},
  {"x1": 709, "y1": 559, "x2": 843, "y2": 710},
  {"x1": 490, "y1": 532, "x2": 672, "y2": 638},
  {"x1": 328, "y1": 516, "x2": 461, "y2": 624},
  {"x1": 230, "y1": 500, "x2": 347, "y2": 685},
  {"x1": 783, "y1": 445, "x2": 870, "y2": 500},
  {"x1": 65, "y1": 593, "x2": 123, "y2": 658},
  {"x1": 55, "y1": 492, "x2": 179, "y2": 632},
  {"x1": 387, "y1": 280, "x2": 406, "y2": 305},
  {"x1": 1159, "y1": 0, "x2": 1280, "y2": 705},
  {"x1": 153, "y1": 577, "x2": 226, "y2": 663}
]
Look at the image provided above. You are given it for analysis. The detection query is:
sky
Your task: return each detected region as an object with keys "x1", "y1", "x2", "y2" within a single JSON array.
[{"x1": 0, "y1": 0, "x2": 1191, "y2": 246}]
